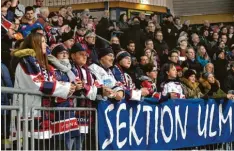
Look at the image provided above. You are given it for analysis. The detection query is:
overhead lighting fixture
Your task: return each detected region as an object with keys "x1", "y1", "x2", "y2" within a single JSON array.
[{"x1": 140, "y1": 0, "x2": 150, "y2": 5}]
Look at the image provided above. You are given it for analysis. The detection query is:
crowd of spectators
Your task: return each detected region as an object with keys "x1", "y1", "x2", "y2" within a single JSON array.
[{"x1": 1, "y1": 0, "x2": 234, "y2": 150}]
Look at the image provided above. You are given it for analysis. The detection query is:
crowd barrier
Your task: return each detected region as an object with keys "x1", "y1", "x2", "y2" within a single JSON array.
[
  {"x1": 1, "y1": 86, "x2": 234, "y2": 150},
  {"x1": 1, "y1": 87, "x2": 98, "y2": 150}
]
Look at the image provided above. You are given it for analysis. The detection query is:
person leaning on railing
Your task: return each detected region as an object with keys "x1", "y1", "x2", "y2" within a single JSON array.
[{"x1": 11, "y1": 32, "x2": 76, "y2": 150}]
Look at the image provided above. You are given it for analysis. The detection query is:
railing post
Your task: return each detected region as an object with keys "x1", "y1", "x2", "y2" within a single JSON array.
[{"x1": 22, "y1": 94, "x2": 28, "y2": 150}]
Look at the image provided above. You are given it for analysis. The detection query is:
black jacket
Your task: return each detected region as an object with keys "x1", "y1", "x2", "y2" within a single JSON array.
[{"x1": 223, "y1": 70, "x2": 234, "y2": 93}]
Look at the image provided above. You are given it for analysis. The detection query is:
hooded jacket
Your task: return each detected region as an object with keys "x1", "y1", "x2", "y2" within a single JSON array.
[{"x1": 11, "y1": 49, "x2": 72, "y2": 139}]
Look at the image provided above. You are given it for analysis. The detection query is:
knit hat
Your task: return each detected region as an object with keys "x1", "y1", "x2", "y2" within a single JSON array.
[
  {"x1": 84, "y1": 30, "x2": 95, "y2": 37},
  {"x1": 98, "y1": 48, "x2": 114, "y2": 59},
  {"x1": 203, "y1": 72, "x2": 213, "y2": 80},
  {"x1": 183, "y1": 69, "x2": 196, "y2": 79},
  {"x1": 61, "y1": 31, "x2": 74, "y2": 42},
  {"x1": 51, "y1": 44, "x2": 68, "y2": 56},
  {"x1": 70, "y1": 43, "x2": 86, "y2": 54},
  {"x1": 116, "y1": 51, "x2": 131, "y2": 62},
  {"x1": 48, "y1": 12, "x2": 58, "y2": 18}
]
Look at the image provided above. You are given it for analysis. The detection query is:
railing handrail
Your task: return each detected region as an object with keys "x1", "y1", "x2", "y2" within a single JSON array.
[{"x1": 1, "y1": 87, "x2": 85, "y2": 99}]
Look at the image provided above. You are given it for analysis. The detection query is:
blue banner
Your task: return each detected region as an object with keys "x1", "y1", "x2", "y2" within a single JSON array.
[{"x1": 98, "y1": 99, "x2": 234, "y2": 150}]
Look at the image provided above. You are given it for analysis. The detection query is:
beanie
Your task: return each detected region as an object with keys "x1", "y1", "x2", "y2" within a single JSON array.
[
  {"x1": 203, "y1": 72, "x2": 213, "y2": 80},
  {"x1": 116, "y1": 51, "x2": 130, "y2": 62},
  {"x1": 183, "y1": 69, "x2": 196, "y2": 79},
  {"x1": 70, "y1": 43, "x2": 87, "y2": 54},
  {"x1": 61, "y1": 31, "x2": 74, "y2": 42},
  {"x1": 51, "y1": 44, "x2": 67, "y2": 56},
  {"x1": 98, "y1": 48, "x2": 114, "y2": 59}
]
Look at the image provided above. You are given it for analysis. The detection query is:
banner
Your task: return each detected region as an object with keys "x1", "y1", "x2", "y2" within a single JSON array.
[{"x1": 98, "y1": 99, "x2": 234, "y2": 150}]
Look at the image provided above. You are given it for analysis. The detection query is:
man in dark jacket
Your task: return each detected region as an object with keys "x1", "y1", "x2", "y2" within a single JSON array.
[
  {"x1": 224, "y1": 62, "x2": 234, "y2": 93},
  {"x1": 181, "y1": 47, "x2": 203, "y2": 77}
]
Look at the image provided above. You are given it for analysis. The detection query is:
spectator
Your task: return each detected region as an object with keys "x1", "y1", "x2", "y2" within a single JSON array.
[
  {"x1": 58, "y1": 6, "x2": 67, "y2": 20},
  {"x1": 117, "y1": 13, "x2": 129, "y2": 32},
  {"x1": 161, "y1": 63, "x2": 185, "y2": 99},
  {"x1": 144, "y1": 48, "x2": 158, "y2": 69},
  {"x1": 146, "y1": 22, "x2": 155, "y2": 40},
  {"x1": 139, "y1": 12, "x2": 148, "y2": 31},
  {"x1": 89, "y1": 47, "x2": 124, "y2": 101},
  {"x1": 200, "y1": 20, "x2": 213, "y2": 39},
  {"x1": 126, "y1": 41, "x2": 138, "y2": 81},
  {"x1": 21, "y1": 6, "x2": 36, "y2": 25},
  {"x1": 210, "y1": 32, "x2": 219, "y2": 49},
  {"x1": 199, "y1": 72, "x2": 234, "y2": 99},
  {"x1": 191, "y1": 33, "x2": 200, "y2": 52},
  {"x1": 11, "y1": 33, "x2": 76, "y2": 150},
  {"x1": 112, "y1": 51, "x2": 149, "y2": 101},
  {"x1": 61, "y1": 31, "x2": 75, "y2": 49},
  {"x1": 139, "y1": 63, "x2": 158, "y2": 96},
  {"x1": 214, "y1": 49, "x2": 228, "y2": 90},
  {"x1": 177, "y1": 36, "x2": 188, "y2": 57},
  {"x1": 196, "y1": 45, "x2": 210, "y2": 67},
  {"x1": 181, "y1": 47, "x2": 203, "y2": 76},
  {"x1": 180, "y1": 69, "x2": 203, "y2": 98},
  {"x1": 33, "y1": 0, "x2": 43, "y2": 9},
  {"x1": 84, "y1": 31, "x2": 99, "y2": 65},
  {"x1": 70, "y1": 43, "x2": 99, "y2": 149},
  {"x1": 48, "y1": 44, "x2": 80, "y2": 150},
  {"x1": 199, "y1": 28, "x2": 210, "y2": 49},
  {"x1": 223, "y1": 62, "x2": 234, "y2": 93},
  {"x1": 174, "y1": 17, "x2": 182, "y2": 31},
  {"x1": 75, "y1": 27, "x2": 86, "y2": 43},
  {"x1": 203, "y1": 63, "x2": 214, "y2": 74},
  {"x1": 36, "y1": 7, "x2": 50, "y2": 28},
  {"x1": 134, "y1": 55, "x2": 149, "y2": 87},
  {"x1": 145, "y1": 39, "x2": 154, "y2": 50}
]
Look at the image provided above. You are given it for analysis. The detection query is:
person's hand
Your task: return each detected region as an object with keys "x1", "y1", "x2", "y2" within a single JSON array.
[
  {"x1": 141, "y1": 88, "x2": 150, "y2": 96},
  {"x1": 108, "y1": 26, "x2": 114, "y2": 31},
  {"x1": 75, "y1": 80, "x2": 83, "y2": 90},
  {"x1": 114, "y1": 91, "x2": 124, "y2": 101},
  {"x1": 102, "y1": 86, "x2": 114, "y2": 97},
  {"x1": 170, "y1": 92, "x2": 179, "y2": 99},
  {"x1": 227, "y1": 94, "x2": 234, "y2": 100},
  {"x1": 68, "y1": 83, "x2": 76, "y2": 97}
]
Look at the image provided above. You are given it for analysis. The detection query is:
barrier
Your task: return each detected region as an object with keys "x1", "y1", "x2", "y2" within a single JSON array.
[{"x1": 1, "y1": 87, "x2": 98, "y2": 150}]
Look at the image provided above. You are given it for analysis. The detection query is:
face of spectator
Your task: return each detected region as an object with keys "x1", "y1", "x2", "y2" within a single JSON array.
[
  {"x1": 207, "y1": 74, "x2": 215, "y2": 84},
  {"x1": 111, "y1": 37, "x2": 119, "y2": 44},
  {"x1": 222, "y1": 27, "x2": 228, "y2": 34},
  {"x1": 218, "y1": 51, "x2": 225, "y2": 59},
  {"x1": 41, "y1": 36, "x2": 47, "y2": 54},
  {"x1": 72, "y1": 51, "x2": 88, "y2": 66},
  {"x1": 86, "y1": 23, "x2": 93, "y2": 30},
  {"x1": 93, "y1": 18, "x2": 99, "y2": 25},
  {"x1": 36, "y1": 0, "x2": 44, "y2": 7},
  {"x1": 229, "y1": 26, "x2": 234, "y2": 34},
  {"x1": 14, "y1": 19, "x2": 20, "y2": 31},
  {"x1": 145, "y1": 49, "x2": 152, "y2": 58},
  {"x1": 199, "y1": 46, "x2": 206, "y2": 55},
  {"x1": 151, "y1": 15, "x2": 157, "y2": 22},
  {"x1": 82, "y1": 15, "x2": 89, "y2": 25},
  {"x1": 203, "y1": 30, "x2": 209, "y2": 37},
  {"x1": 219, "y1": 41, "x2": 225, "y2": 49},
  {"x1": 167, "y1": 66, "x2": 177, "y2": 79},
  {"x1": 147, "y1": 68, "x2": 158, "y2": 80},
  {"x1": 188, "y1": 74, "x2": 196, "y2": 83},
  {"x1": 127, "y1": 43, "x2": 135, "y2": 53},
  {"x1": 58, "y1": 16, "x2": 63, "y2": 26},
  {"x1": 148, "y1": 23, "x2": 155, "y2": 32},
  {"x1": 25, "y1": 10, "x2": 35, "y2": 21},
  {"x1": 192, "y1": 34, "x2": 200, "y2": 43},
  {"x1": 67, "y1": 6, "x2": 73, "y2": 13},
  {"x1": 221, "y1": 35, "x2": 227, "y2": 44},
  {"x1": 169, "y1": 52, "x2": 179, "y2": 64},
  {"x1": 63, "y1": 39, "x2": 74, "y2": 49},
  {"x1": 5, "y1": 1, "x2": 11, "y2": 8},
  {"x1": 204, "y1": 20, "x2": 210, "y2": 27},
  {"x1": 57, "y1": 51, "x2": 69, "y2": 60},
  {"x1": 168, "y1": 16, "x2": 173, "y2": 22},
  {"x1": 100, "y1": 53, "x2": 114, "y2": 68},
  {"x1": 213, "y1": 32, "x2": 219, "y2": 41},
  {"x1": 1, "y1": 6, "x2": 8, "y2": 16},
  {"x1": 140, "y1": 56, "x2": 149, "y2": 65},
  {"x1": 104, "y1": 10, "x2": 109, "y2": 18},
  {"x1": 146, "y1": 40, "x2": 154, "y2": 49},
  {"x1": 187, "y1": 48, "x2": 195, "y2": 60},
  {"x1": 77, "y1": 28, "x2": 86, "y2": 36},
  {"x1": 59, "y1": 8, "x2": 67, "y2": 18},
  {"x1": 175, "y1": 19, "x2": 181, "y2": 25},
  {"x1": 123, "y1": 14, "x2": 127, "y2": 22},
  {"x1": 119, "y1": 56, "x2": 131, "y2": 69},
  {"x1": 180, "y1": 40, "x2": 188, "y2": 47},
  {"x1": 85, "y1": 36, "x2": 96, "y2": 45},
  {"x1": 155, "y1": 32, "x2": 163, "y2": 41},
  {"x1": 139, "y1": 13, "x2": 145, "y2": 20},
  {"x1": 205, "y1": 63, "x2": 214, "y2": 73}
]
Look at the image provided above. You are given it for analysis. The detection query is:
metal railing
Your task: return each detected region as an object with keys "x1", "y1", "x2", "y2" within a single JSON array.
[{"x1": 1, "y1": 87, "x2": 98, "y2": 150}]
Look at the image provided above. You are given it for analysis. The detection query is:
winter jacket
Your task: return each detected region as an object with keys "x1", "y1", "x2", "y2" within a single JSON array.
[
  {"x1": 112, "y1": 64, "x2": 142, "y2": 101},
  {"x1": 48, "y1": 55, "x2": 79, "y2": 139},
  {"x1": 180, "y1": 77, "x2": 203, "y2": 99},
  {"x1": 88, "y1": 63, "x2": 124, "y2": 101},
  {"x1": 196, "y1": 55, "x2": 210, "y2": 67},
  {"x1": 223, "y1": 70, "x2": 234, "y2": 93},
  {"x1": 181, "y1": 59, "x2": 203, "y2": 77},
  {"x1": 161, "y1": 79, "x2": 185, "y2": 99},
  {"x1": 199, "y1": 77, "x2": 227, "y2": 99},
  {"x1": 214, "y1": 58, "x2": 228, "y2": 90},
  {"x1": 139, "y1": 75, "x2": 157, "y2": 96},
  {"x1": 11, "y1": 49, "x2": 71, "y2": 139}
]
